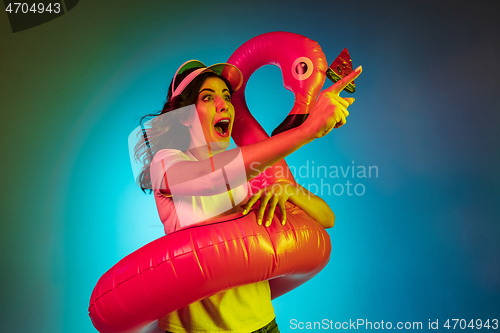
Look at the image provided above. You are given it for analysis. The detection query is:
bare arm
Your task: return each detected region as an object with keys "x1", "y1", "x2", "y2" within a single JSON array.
[
  {"x1": 161, "y1": 125, "x2": 312, "y2": 196},
  {"x1": 157, "y1": 66, "x2": 362, "y2": 196},
  {"x1": 288, "y1": 183, "x2": 335, "y2": 228}
]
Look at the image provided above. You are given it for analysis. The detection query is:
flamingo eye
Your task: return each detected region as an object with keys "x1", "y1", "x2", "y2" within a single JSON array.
[
  {"x1": 295, "y1": 62, "x2": 308, "y2": 74},
  {"x1": 291, "y1": 57, "x2": 314, "y2": 80}
]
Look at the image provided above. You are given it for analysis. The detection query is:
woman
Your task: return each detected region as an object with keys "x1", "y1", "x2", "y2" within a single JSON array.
[{"x1": 135, "y1": 60, "x2": 362, "y2": 333}]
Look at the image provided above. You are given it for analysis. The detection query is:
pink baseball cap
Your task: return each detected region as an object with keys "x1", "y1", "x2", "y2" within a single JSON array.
[{"x1": 171, "y1": 60, "x2": 244, "y2": 98}]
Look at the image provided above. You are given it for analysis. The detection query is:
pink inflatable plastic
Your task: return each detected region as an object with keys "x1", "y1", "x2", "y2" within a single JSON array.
[
  {"x1": 88, "y1": 32, "x2": 331, "y2": 333},
  {"x1": 228, "y1": 31, "x2": 327, "y2": 139}
]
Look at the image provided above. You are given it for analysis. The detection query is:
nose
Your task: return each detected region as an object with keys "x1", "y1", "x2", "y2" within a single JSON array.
[{"x1": 215, "y1": 95, "x2": 228, "y2": 113}]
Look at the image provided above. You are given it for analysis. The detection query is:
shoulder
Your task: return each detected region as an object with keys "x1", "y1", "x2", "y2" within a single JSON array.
[
  {"x1": 152, "y1": 149, "x2": 191, "y2": 163},
  {"x1": 150, "y1": 149, "x2": 193, "y2": 189}
]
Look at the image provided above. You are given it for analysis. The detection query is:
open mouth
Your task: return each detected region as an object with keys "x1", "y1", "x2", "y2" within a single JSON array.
[{"x1": 214, "y1": 118, "x2": 230, "y2": 137}]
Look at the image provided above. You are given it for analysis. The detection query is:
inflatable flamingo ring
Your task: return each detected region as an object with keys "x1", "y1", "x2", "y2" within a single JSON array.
[{"x1": 89, "y1": 32, "x2": 335, "y2": 333}]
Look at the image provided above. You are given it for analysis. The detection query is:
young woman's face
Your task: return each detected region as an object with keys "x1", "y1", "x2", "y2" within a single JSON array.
[{"x1": 193, "y1": 76, "x2": 234, "y2": 150}]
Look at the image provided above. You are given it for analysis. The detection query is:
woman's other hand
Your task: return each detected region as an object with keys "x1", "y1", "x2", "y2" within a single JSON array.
[
  {"x1": 303, "y1": 66, "x2": 362, "y2": 139},
  {"x1": 242, "y1": 181, "x2": 297, "y2": 227}
]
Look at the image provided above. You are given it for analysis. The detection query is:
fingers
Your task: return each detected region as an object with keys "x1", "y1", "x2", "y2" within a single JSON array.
[
  {"x1": 324, "y1": 92, "x2": 349, "y2": 108},
  {"x1": 329, "y1": 65, "x2": 362, "y2": 95},
  {"x1": 245, "y1": 184, "x2": 291, "y2": 227},
  {"x1": 278, "y1": 201, "x2": 286, "y2": 225},
  {"x1": 257, "y1": 192, "x2": 273, "y2": 225},
  {"x1": 264, "y1": 196, "x2": 280, "y2": 227},
  {"x1": 343, "y1": 97, "x2": 355, "y2": 106},
  {"x1": 341, "y1": 104, "x2": 349, "y2": 118},
  {"x1": 322, "y1": 91, "x2": 354, "y2": 110},
  {"x1": 334, "y1": 116, "x2": 346, "y2": 128},
  {"x1": 243, "y1": 190, "x2": 262, "y2": 215},
  {"x1": 333, "y1": 104, "x2": 348, "y2": 128}
]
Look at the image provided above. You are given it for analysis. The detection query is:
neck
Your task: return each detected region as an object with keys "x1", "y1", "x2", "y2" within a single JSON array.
[{"x1": 187, "y1": 143, "x2": 225, "y2": 161}]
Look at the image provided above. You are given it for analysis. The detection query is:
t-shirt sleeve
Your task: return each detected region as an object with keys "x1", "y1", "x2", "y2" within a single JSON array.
[{"x1": 150, "y1": 149, "x2": 191, "y2": 192}]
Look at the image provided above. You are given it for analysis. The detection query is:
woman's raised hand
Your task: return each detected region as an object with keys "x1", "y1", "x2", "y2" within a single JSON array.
[{"x1": 302, "y1": 66, "x2": 362, "y2": 139}]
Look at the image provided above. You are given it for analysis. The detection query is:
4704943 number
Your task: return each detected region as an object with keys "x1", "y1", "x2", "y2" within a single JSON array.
[
  {"x1": 5, "y1": 3, "x2": 61, "y2": 14},
  {"x1": 444, "y1": 319, "x2": 498, "y2": 330}
]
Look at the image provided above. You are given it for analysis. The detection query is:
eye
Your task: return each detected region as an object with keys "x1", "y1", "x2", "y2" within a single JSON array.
[
  {"x1": 291, "y1": 57, "x2": 314, "y2": 80},
  {"x1": 296, "y1": 62, "x2": 308, "y2": 74},
  {"x1": 224, "y1": 95, "x2": 231, "y2": 102},
  {"x1": 202, "y1": 94, "x2": 213, "y2": 101}
]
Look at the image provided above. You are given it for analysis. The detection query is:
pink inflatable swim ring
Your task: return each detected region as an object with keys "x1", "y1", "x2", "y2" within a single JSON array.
[{"x1": 89, "y1": 32, "x2": 331, "y2": 333}]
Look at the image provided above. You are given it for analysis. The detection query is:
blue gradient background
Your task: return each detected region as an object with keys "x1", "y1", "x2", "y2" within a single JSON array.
[{"x1": 1, "y1": 1, "x2": 499, "y2": 332}]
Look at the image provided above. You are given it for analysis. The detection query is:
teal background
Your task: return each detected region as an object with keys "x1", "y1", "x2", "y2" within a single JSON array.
[{"x1": 1, "y1": 0, "x2": 499, "y2": 332}]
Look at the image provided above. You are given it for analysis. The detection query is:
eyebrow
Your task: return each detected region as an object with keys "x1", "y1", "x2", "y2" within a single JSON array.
[{"x1": 199, "y1": 88, "x2": 230, "y2": 94}]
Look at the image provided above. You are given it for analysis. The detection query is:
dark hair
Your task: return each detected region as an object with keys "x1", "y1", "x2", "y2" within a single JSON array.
[{"x1": 134, "y1": 68, "x2": 234, "y2": 194}]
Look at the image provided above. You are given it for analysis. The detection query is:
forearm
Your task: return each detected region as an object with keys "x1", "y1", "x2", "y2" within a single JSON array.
[
  {"x1": 164, "y1": 126, "x2": 313, "y2": 195},
  {"x1": 239, "y1": 126, "x2": 313, "y2": 179},
  {"x1": 197, "y1": 125, "x2": 312, "y2": 180}
]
